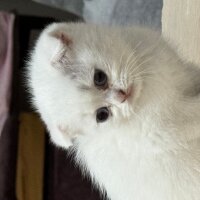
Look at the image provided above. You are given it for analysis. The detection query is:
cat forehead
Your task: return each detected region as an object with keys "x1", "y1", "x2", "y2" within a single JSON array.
[
  {"x1": 71, "y1": 30, "x2": 131, "y2": 62},
  {"x1": 77, "y1": 41, "x2": 130, "y2": 62},
  {"x1": 75, "y1": 46, "x2": 133, "y2": 75}
]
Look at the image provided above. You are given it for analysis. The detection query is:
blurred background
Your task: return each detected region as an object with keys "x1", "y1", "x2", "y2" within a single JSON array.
[
  {"x1": 33, "y1": 0, "x2": 162, "y2": 28},
  {"x1": 0, "y1": 0, "x2": 162, "y2": 200}
]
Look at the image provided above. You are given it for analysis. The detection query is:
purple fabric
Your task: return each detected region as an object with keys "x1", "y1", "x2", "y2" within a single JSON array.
[{"x1": 0, "y1": 12, "x2": 15, "y2": 136}]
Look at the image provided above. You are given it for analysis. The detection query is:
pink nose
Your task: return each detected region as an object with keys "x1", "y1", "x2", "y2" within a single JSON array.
[{"x1": 118, "y1": 87, "x2": 132, "y2": 103}]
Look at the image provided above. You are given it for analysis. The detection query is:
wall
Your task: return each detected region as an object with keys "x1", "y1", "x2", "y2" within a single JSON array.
[
  {"x1": 0, "y1": 0, "x2": 80, "y2": 21},
  {"x1": 162, "y1": 0, "x2": 200, "y2": 67}
]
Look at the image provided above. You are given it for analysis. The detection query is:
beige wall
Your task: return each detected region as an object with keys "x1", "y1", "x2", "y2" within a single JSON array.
[{"x1": 162, "y1": 0, "x2": 200, "y2": 67}]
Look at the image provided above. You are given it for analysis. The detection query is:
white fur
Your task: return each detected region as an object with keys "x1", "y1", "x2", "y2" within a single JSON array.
[{"x1": 27, "y1": 22, "x2": 200, "y2": 200}]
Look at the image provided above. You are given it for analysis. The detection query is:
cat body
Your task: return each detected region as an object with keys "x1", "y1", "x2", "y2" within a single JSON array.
[{"x1": 28, "y1": 23, "x2": 200, "y2": 200}]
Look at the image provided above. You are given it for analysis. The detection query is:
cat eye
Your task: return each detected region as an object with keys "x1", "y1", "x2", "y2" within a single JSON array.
[
  {"x1": 94, "y1": 69, "x2": 108, "y2": 89},
  {"x1": 96, "y1": 107, "x2": 110, "y2": 123}
]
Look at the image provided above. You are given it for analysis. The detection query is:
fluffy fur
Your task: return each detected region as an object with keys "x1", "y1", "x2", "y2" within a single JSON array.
[{"x1": 27, "y1": 22, "x2": 200, "y2": 200}]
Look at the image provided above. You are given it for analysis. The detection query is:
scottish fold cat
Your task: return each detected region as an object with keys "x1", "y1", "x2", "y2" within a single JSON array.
[{"x1": 28, "y1": 22, "x2": 200, "y2": 200}]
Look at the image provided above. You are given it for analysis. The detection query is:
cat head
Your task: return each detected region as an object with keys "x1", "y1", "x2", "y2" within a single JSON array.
[{"x1": 28, "y1": 23, "x2": 149, "y2": 149}]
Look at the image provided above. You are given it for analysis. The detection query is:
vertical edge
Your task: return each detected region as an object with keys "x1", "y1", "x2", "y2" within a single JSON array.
[
  {"x1": 162, "y1": 0, "x2": 200, "y2": 67},
  {"x1": 16, "y1": 112, "x2": 45, "y2": 200}
]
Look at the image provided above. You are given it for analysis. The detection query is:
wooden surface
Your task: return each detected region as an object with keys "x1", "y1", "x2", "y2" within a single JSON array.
[
  {"x1": 16, "y1": 112, "x2": 45, "y2": 200},
  {"x1": 162, "y1": 0, "x2": 200, "y2": 67}
]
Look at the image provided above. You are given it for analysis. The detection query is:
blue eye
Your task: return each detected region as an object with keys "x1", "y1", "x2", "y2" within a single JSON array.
[
  {"x1": 94, "y1": 69, "x2": 108, "y2": 89},
  {"x1": 96, "y1": 107, "x2": 109, "y2": 123}
]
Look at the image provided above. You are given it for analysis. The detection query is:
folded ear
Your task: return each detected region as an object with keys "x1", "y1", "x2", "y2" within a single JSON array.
[
  {"x1": 50, "y1": 30, "x2": 72, "y2": 46},
  {"x1": 49, "y1": 30, "x2": 74, "y2": 71},
  {"x1": 48, "y1": 124, "x2": 79, "y2": 149}
]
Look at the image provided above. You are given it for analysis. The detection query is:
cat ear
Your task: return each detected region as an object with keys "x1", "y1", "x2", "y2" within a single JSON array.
[
  {"x1": 48, "y1": 124, "x2": 80, "y2": 149},
  {"x1": 49, "y1": 30, "x2": 74, "y2": 71},
  {"x1": 50, "y1": 30, "x2": 73, "y2": 46},
  {"x1": 48, "y1": 124, "x2": 73, "y2": 149}
]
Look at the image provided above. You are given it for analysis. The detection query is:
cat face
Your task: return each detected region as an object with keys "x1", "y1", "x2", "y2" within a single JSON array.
[{"x1": 29, "y1": 23, "x2": 145, "y2": 148}]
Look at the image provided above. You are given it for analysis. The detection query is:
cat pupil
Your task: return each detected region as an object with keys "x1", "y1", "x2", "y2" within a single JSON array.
[
  {"x1": 96, "y1": 107, "x2": 109, "y2": 123},
  {"x1": 94, "y1": 69, "x2": 107, "y2": 88}
]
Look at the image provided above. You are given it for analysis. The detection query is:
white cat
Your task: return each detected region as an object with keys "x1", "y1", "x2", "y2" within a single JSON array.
[{"x1": 27, "y1": 22, "x2": 200, "y2": 200}]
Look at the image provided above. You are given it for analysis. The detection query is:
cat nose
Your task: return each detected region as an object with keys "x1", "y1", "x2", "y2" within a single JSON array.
[{"x1": 118, "y1": 87, "x2": 132, "y2": 103}]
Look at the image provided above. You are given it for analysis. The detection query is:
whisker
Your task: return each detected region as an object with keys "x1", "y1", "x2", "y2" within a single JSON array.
[
  {"x1": 130, "y1": 69, "x2": 156, "y2": 78},
  {"x1": 128, "y1": 57, "x2": 153, "y2": 76},
  {"x1": 126, "y1": 50, "x2": 136, "y2": 69},
  {"x1": 133, "y1": 41, "x2": 143, "y2": 51}
]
